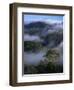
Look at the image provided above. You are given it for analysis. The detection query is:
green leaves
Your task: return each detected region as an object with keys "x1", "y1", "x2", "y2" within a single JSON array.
[
  {"x1": 45, "y1": 49, "x2": 60, "y2": 62},
  {"x1": 24, "y1": 41, "x2": 42, "y2": 52},
  {"x1": 24, "y1": 61, "x2": 63, "y2": 74}
]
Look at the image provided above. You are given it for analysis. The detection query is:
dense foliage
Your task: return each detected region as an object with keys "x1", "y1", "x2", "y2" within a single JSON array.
[
  {"x1": 24, "y1": 41, "x2": 42, "y2": 52},
  {"x1": 24, "y1": 62, "x2": 63, "y2": 74}
]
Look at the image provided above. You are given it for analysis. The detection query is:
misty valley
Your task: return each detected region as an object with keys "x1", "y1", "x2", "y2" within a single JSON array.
[{"x1": 23, "y1": 21, "x2": 63, "y2": 74}]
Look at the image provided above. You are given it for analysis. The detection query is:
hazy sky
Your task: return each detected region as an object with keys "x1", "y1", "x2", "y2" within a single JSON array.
[{"x1": 24, "y1": 14, "x2": 63, "y2": 24}]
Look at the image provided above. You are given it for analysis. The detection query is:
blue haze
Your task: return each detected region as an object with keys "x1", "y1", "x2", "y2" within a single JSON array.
[{"x1": 24, "y1": 14, "x2": 63, "y2": 23}]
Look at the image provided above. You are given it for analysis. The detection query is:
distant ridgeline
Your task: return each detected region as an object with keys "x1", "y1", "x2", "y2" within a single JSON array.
[{"x1": 24, "y1": 21, "x2": 63, "y2": 52}]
